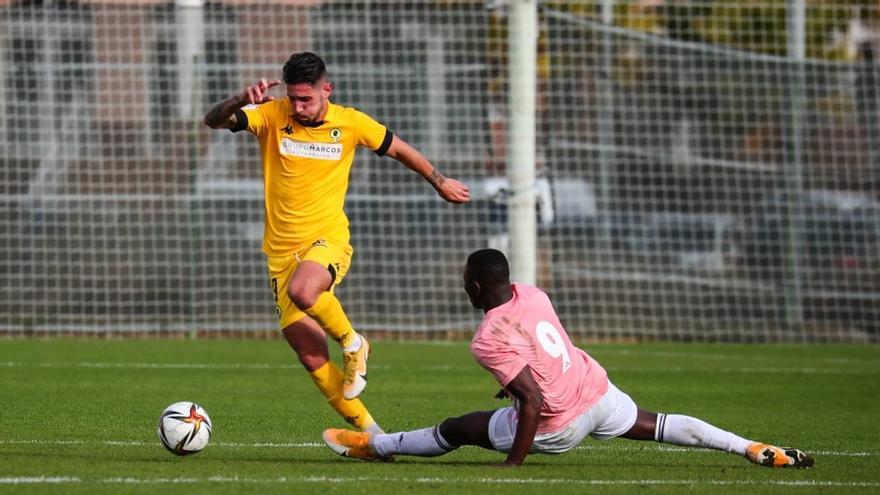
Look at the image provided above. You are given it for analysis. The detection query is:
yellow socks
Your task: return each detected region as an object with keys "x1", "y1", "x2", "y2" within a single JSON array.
[
  {"x1": 309, "y1": 361, "x2": 380, "y2": 433},
  {"x1": 303, "y1": 293, "x2": 376, "y2": 427},
  {"x1": 303, "y1": 292, "x2": 357, "y2": 348}
]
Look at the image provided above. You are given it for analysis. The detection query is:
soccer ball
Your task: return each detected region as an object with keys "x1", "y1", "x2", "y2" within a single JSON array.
[{"x1": 157, "y1": 401, "x2": 213, "y2": 456}]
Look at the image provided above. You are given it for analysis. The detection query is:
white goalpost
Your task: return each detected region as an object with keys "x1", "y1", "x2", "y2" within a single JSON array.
[{"x1": 507, "y1": 0, "x2": 538, "y2": 286}]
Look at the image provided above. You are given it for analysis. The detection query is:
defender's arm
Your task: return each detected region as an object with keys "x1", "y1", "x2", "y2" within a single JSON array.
[{"x1": 497, "y1": 366, "x2": 543, "y2": 467}]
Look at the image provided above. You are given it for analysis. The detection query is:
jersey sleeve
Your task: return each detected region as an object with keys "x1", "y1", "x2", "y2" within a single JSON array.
[
  {"x1": 352, "y1": 109, "x2": 393, "y2": 156},
  {"x1": 470, "y1": 333, "x2": 529, "y2": 388},
  {"x1": 232, "y1": 103, "x2": 270, "y2": 137}
]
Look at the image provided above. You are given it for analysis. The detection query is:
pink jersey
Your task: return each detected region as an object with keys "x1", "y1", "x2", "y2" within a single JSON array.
[{"x1": 470, "y1": 283, "x2": 609, "y2": 434}]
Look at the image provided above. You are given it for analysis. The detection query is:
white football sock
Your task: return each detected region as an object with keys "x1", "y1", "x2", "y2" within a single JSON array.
[
  {"x1": 371, "y1": 426, "x2": 457, "y2": 458},
  {"x1": 363, "y1": 422, "x2": 384, "y2": 435},
  {"x1": 654, "y1": 413, "x2": 751, "y2": 455}
]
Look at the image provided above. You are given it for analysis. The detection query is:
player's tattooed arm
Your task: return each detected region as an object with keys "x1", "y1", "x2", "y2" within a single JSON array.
[
  {"x1": 385, "y1": 135, "x2": 470, "y2": 204},
  {"x1": 203, "y1": 96, "x2": 244, "y2": 129},
  {"x1": 203, "y1": 79, "x2": 280, "y2": 129},
  {"x1": 428, "y1": 168, "x2": 447, "y2": 189},
  {"x1": 428, "y1": 168, "x2": 469, "y2": 204}
]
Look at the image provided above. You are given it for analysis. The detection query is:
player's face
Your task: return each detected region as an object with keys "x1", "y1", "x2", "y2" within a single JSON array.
[
  {"x1": 463, "y1": 265, "x2": 481, "y2": 309},
  {"x1": 287, "y1": 79, "x2": 332, "y2": 126}
]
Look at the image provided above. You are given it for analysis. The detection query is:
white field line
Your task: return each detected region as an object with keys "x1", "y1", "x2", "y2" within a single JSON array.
[
  {"x1": 0, "y1": 475, "x2": 878, "y2": 487},
  {"x1": 1, "y1": 439, "x2": 876, "y2": 457},
  {"x1": 0, "y1": 361, "x2": 875, "y2": 375},
  {"x1": 0, "y1": 361, "x2": 294, "y2": 370},
  {"x1": 594, "y1": 348, "x2": 880, "y2": 367},
  {"x1": 0, "y1": 477, "x2": 81, "y2": 484}
]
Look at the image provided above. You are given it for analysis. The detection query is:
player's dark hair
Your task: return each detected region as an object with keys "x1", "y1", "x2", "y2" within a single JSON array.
[
  {"x1": 466, "y1": 249, "x2": 510, "y2": 286},
  {"x1": 282, "y1": 52, "x2": 327, "y2": 85}
]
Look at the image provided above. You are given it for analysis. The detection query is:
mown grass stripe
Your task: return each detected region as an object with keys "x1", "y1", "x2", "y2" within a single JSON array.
[
  {"x1": 0, "y1": 476, "x2": 877, "y2": 487},
  {"x1": 1, "y1": 438, "x2": 876, "y2": 457},
  {"x1": 2, "y1": 361, "x2": 875, "y2": 375}
]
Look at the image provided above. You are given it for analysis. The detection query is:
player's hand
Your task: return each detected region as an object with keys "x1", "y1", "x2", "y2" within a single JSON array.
[
  {"x1": 239, "y1": 79, "x2": 281, "y2": 105},
  {"x1": 436, "y1": 178, "x2": 470, "y2": 204}
]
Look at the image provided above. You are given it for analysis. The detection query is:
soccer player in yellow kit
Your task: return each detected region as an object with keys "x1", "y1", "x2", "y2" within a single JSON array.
[{"x1": 203, "y1": 52, "x2": 470, "y2": 434}]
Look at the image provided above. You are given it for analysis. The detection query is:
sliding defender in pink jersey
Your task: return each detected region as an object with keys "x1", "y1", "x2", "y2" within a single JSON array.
[{"x1": 324, "y1": 249, "x2": 814, "y2": 468}]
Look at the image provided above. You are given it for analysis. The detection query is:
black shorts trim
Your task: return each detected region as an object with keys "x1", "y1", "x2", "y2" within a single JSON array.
[{"x1": 327, "y1": 263, "x2": 337, "y2": 285}]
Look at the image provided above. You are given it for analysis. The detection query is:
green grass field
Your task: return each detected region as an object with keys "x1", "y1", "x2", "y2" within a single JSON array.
[{"x1": 1, "y1": 339, "x2": 878, "y2": 494}]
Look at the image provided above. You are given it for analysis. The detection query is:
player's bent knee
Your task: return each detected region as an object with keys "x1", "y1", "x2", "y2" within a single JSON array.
[{"x1": 287, "y1": 285, "x2": 320, "y2": 310}]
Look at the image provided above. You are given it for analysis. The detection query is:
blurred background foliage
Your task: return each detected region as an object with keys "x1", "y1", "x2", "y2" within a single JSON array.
[{"x1": 546, "y1": 0, "x2": 880, "y2": 60}]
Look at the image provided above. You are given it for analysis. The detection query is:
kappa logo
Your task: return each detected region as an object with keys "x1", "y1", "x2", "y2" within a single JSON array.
[
  {"x1": 280, "y1": 125, "x2": 294, "y2": 135},
  {"x1": 311, "y1": 239, "x2": 328, "y2": 248}
]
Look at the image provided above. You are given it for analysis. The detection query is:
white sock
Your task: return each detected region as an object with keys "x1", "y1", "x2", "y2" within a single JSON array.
[
  {"x1": 342, "y1": 334, "x2": 362, "y2": 353},
  {"x1": 371, "y1": 426, "x2": 457, "y2": 458},
  {"x1": 363, "y1": 422, "x2": 384, "y2": 435},
  {"x1": 655, "y1": 413, "x2": 752, "y2": 455}
]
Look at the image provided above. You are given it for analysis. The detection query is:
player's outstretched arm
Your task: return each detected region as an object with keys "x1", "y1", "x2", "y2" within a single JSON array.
[
  {"x1": 203, "y1": 79, "x2": 281, "y2": 129},
  {"x1": 496, "y1": 367, "x2": 543, "y2": 467},
  {"x1": 384, "y1": 135, "x2": 470, "y2": 204}
]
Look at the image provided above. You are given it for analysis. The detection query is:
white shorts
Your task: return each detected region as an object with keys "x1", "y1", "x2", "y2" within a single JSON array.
[{"x1": 487, "y1": 382, "x2": 638, "y2": 454}]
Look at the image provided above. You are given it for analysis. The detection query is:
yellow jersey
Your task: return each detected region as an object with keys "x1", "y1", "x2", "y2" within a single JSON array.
[{"x1": 234, "y1": 100, "x2": 391, "y2": 256}]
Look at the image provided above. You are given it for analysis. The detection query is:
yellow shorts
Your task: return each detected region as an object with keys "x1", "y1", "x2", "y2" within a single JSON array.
[{"x1": 266, "y1": 238, "x2": 354, "y2": 330}]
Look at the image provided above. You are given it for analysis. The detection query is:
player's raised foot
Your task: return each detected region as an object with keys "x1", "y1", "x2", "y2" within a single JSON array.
[
  {"x1": 342, "y1": 335, "x2": 370, "y2": 400},
  {"x1": 323, "y1": 428, "x2": 389, "y2": 462},
  {"x1": 746, "y1": 443, "x2": 815, "y2": 468}
]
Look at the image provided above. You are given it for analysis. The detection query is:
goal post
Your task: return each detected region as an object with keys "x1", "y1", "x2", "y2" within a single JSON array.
[{"x1": 507, "y1": 0, "x2": 538, "y2": 285}]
